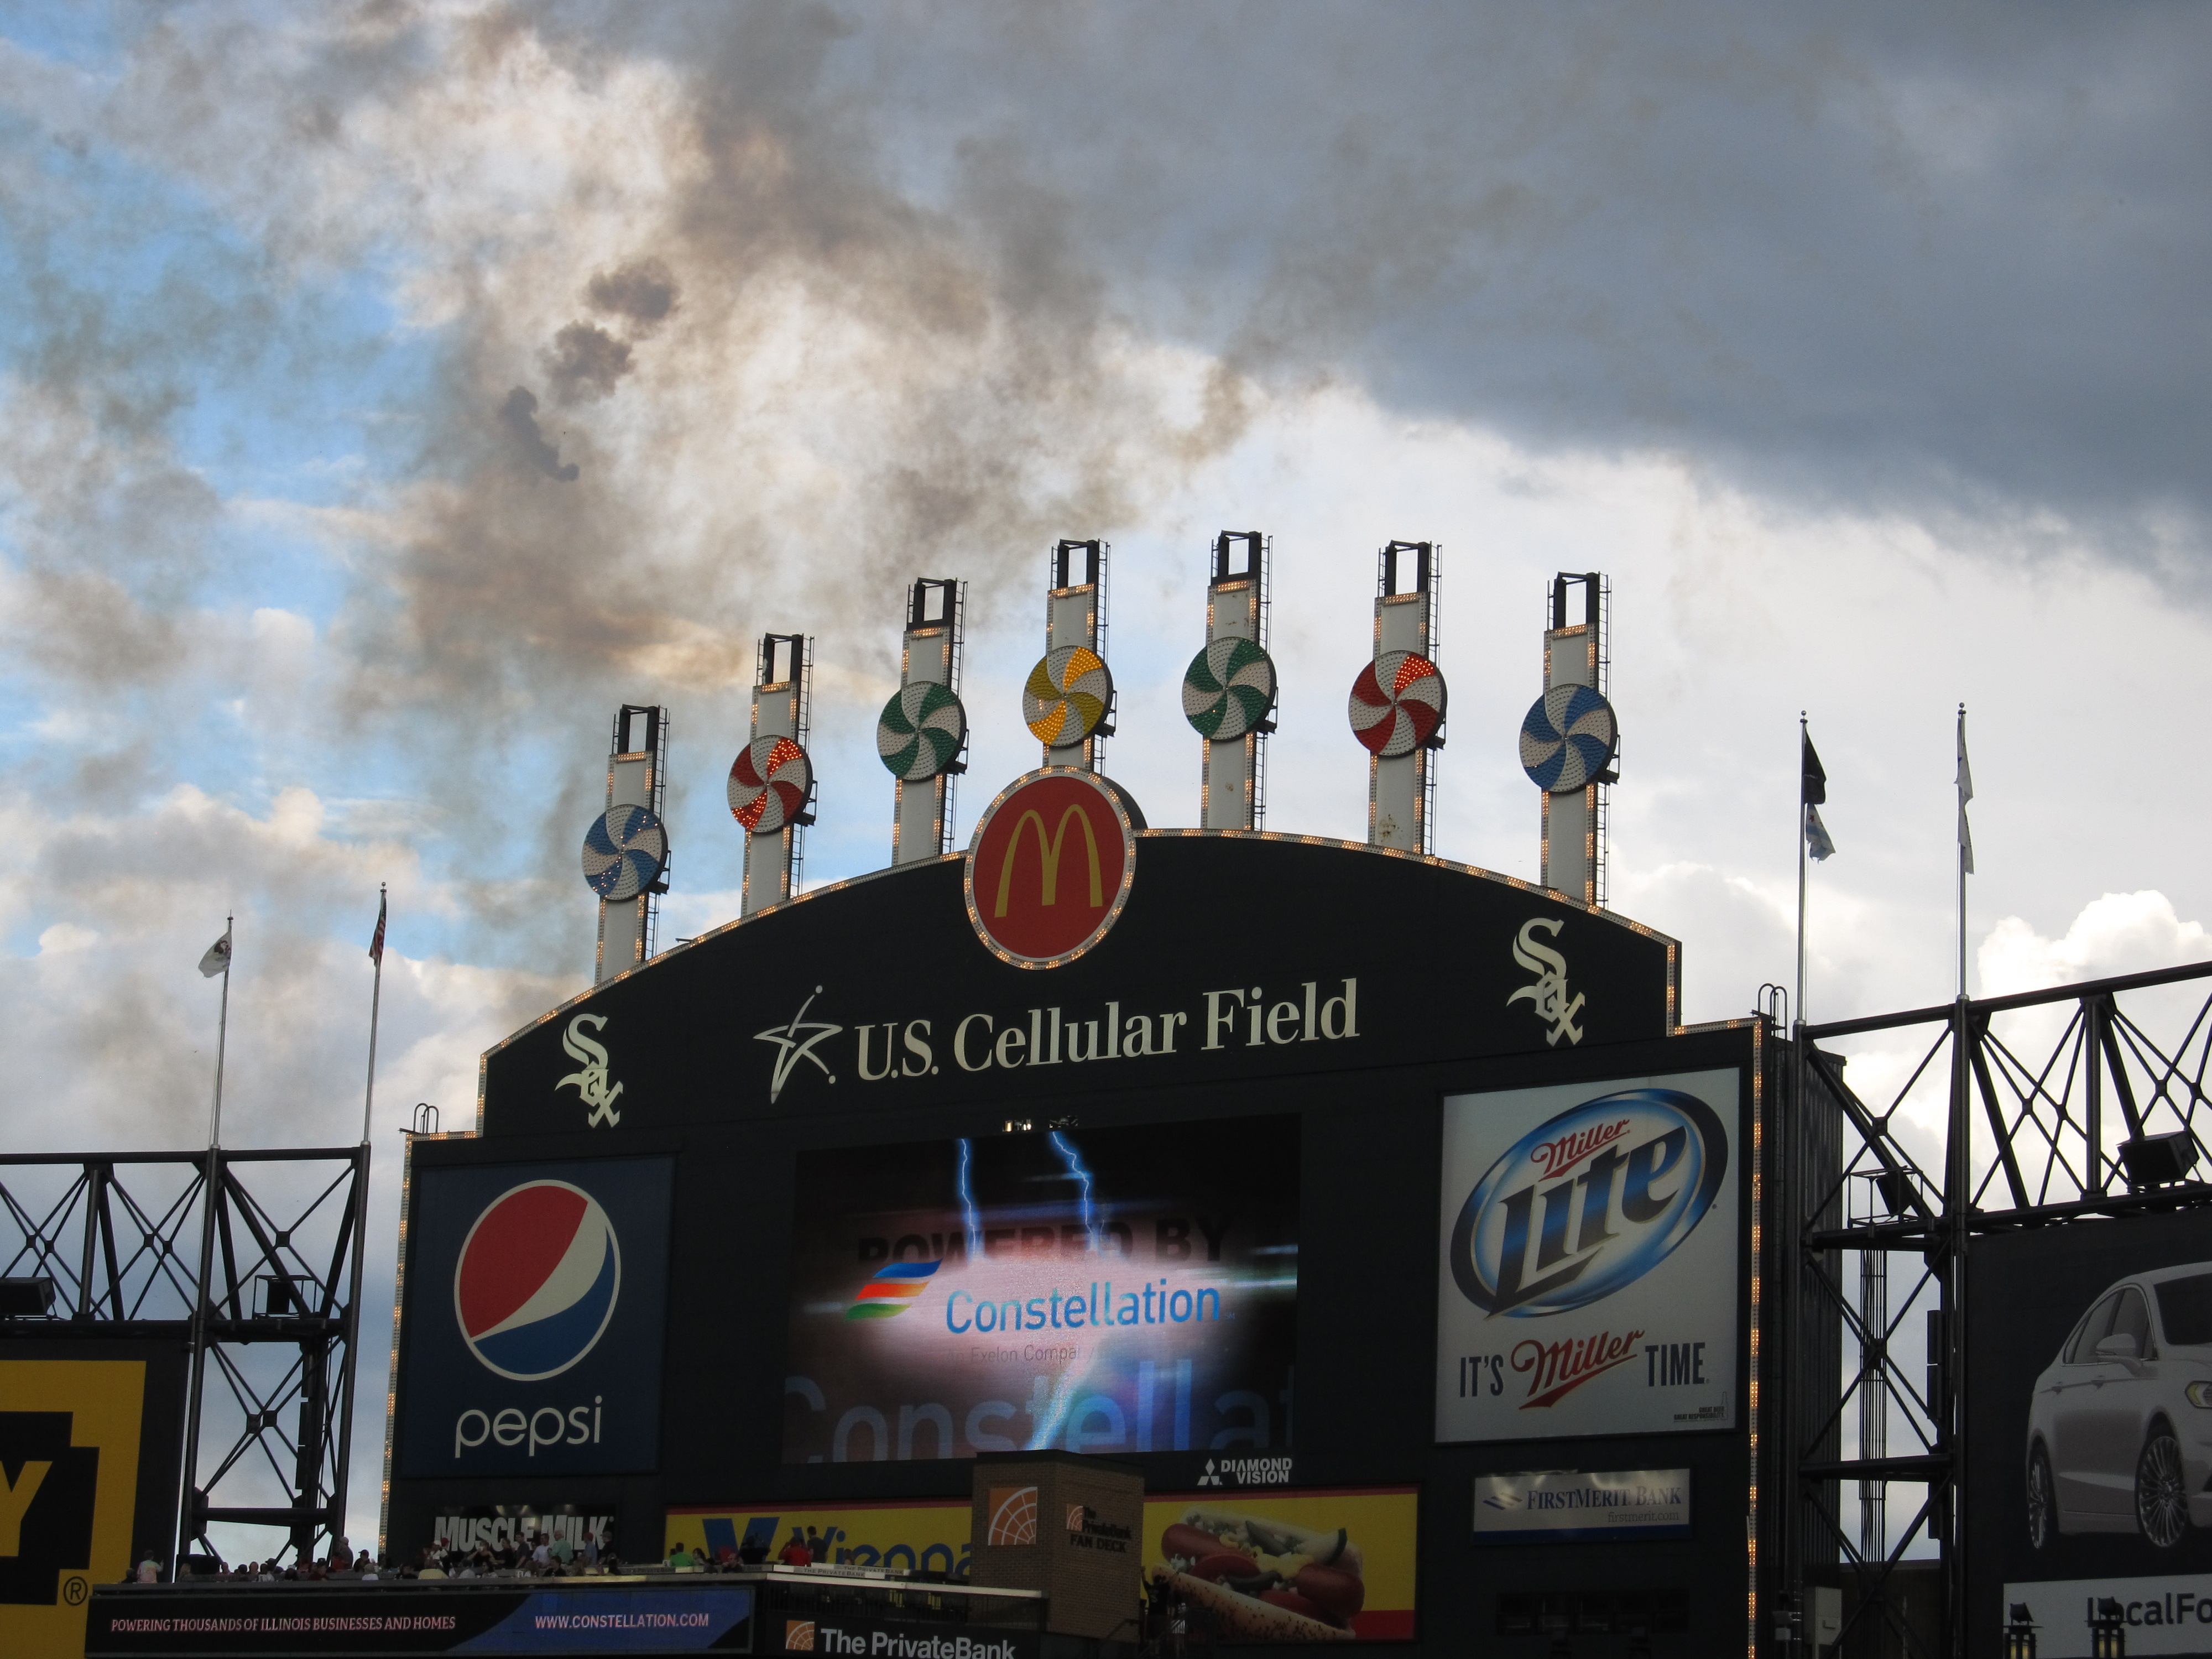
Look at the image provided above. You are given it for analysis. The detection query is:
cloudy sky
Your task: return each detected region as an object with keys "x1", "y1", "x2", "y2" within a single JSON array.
[{"x1": 3, "y1": 1, "x2": 2210, "y2": 1554}]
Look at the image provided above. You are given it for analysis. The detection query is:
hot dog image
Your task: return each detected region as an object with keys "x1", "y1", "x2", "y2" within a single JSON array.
[{"x1": 1155, "y1": 1506, "x2": 1368, "y2": 1642}]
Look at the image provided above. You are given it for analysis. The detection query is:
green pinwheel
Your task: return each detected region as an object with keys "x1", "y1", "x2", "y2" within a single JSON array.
[
  {"x1": 877, "y1": 682, "x2": 967, "y2": 781},
  {"x1": 1181, "y1": 637, "x2": 1279, "y2": 740}
]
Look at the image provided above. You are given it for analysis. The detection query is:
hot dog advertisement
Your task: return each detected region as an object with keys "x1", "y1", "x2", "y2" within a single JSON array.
[
  {"x1": 1145, "y1": 1489, "x2": 1418, "y2": 1642},
  {"x1": 1435, "y1": 1069, "x2": 1741, "y2": 1442},
  {"x1": 784, "y1": 1119, "x2": 1297, "y2": 1464}
]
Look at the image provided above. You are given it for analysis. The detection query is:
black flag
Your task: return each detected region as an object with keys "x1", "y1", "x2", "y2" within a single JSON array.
[{"x1": 1802, "y1": 732, "x2": 1828, "y2": 806}]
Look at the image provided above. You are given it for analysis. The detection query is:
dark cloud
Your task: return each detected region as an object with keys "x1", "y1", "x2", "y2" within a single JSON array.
[
  {"x1": 542, "y1": 321, "x2": 634, "y2": 403},
  {"x1": 497, "y1": 387, "x2": 581, "y2": 481},
  {"x1": 827, "y1": 2, "x2": 2212, "y2": 557},
  {"x1": 585, "y1": 257, "x2": 680, "y2": 330}
]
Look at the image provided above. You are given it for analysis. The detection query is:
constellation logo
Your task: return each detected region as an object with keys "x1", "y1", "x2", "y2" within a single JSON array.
[
  {"x1": 556, "y1": 1014, "x2": 624, "y2": 1127},
  {"x1": 1506, "y1": 918, "x2": 1585, "y2": 1046},
  {"x1": 847, "y1": 1260, "x2": 940, "y2": 1321},
  {"x1": 757, "y1": 988, "x2": 844, "y2": 1104}
]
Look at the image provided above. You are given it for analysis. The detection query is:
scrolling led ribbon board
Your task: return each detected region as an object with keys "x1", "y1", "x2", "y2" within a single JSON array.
[{"x1": 963, "y1": 769, "x2": 1145, "y2": 968}]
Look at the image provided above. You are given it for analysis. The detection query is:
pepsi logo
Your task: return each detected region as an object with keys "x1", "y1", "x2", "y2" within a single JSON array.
[
  {"x1": 1449, "y1": 1089, "x2": 1728, "y2": 1318},
  {"x1": 454, "y1": 1181, "x2": 623, "y2": 1381}
]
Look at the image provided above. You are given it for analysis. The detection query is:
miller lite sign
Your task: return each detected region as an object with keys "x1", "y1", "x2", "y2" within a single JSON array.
[{"x1": 1434, "y1": 1070, "x2": 1741, "y2": 1442}]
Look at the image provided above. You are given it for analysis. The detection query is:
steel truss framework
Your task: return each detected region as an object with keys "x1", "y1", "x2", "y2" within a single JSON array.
[
  {"x1": 1779, "y1": 960, "x2": 2212, "y2": 1657},
  {"x1": 0, "y1": 1147, "x2": 369, "y2": 1566}
]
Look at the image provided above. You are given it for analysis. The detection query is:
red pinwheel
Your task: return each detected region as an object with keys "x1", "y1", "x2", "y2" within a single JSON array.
[
  {"x1": 727, "y1": 736, "x2": 813, "y2": 834},
  {"x1": 1347, "y1": 651, "x2": 1447, "y2": 758}
]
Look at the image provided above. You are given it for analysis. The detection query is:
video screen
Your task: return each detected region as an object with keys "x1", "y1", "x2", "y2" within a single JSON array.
[
  {"x1": 782, "y1": 1118, "x2": 1297, "y2": 1464},
  {"x1": 1968, "y1": 1206, "x2": 2212, "y2": 1632}
]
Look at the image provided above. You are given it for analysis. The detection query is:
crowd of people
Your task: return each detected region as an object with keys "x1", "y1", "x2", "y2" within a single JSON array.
[
  {"x1": 657, "y1": 1525, "x2": 874, "y2": 1571},
  {"x1": 144, "y1": 1527, "x2": 627, "y2": 1582},
  {"x1": 159, "y1": 1521, "x2": 953, "y2": 1583}
]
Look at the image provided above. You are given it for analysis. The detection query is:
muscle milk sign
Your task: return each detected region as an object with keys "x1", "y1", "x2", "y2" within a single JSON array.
[{"x1": 1435, "y1": 1069, "x2": 1740, "y2": 1441}]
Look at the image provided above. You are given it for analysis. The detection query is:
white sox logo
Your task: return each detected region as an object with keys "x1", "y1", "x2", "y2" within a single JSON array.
[
  {"x1": 1507, "y1": 917, "x2": 1585, "y2": 1046},
  {"x1": 556, "y1": 1014, "x2": 625, "y2": 1126},
  {"x1": 755, "y1": 987, "x2": 843, "y2": 1104}
]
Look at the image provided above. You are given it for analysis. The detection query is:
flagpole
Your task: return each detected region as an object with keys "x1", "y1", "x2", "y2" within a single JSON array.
[
  {"x1": 177, "y1": 913, "x2": 231, "y2": 1575},
  {"x1": 1797, "y1": 713, "x2": 1809, "y2": 1031},
  {"x1": 362, "y1": 885, "x2": 384, "y2": 1145},
  {"x1": 332, "y1": 885, "x2": 384, "y2": 1567},
  {"x1": 1958, "y1": 704, "x2": 1969, "y2": 1000},
  {"x1": 209, "y1": 917, "x2": 231, "y2": 1148}
]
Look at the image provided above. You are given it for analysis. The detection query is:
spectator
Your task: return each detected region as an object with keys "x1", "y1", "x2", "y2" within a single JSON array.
[
  {"x1": 667, "y1": 1539, "x2": 695, "y2": 1568},
  {"x1": 804, "y1": 1527, "x2": 825, "y2": 1563},
  {"x1": 531, "y1": 1533, "x2": 552, "y2": 1574},
  {"x1": 135, "y1": 1556, "x2": 159, "y2": 1583},
  {"x1": 582, "y1": 1530, "x2": 601, "y2": 1569},
  {"x1": 779, "y1": 1528, "x2": 811, "y2": 1567},
  {"x1": 739, "y1": 1534, "x2": 769, "y2": 1567}
]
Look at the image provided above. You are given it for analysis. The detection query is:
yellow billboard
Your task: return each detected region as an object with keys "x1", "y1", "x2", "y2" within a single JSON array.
[
  {"x1": 666, "y1": 1498, "x2": 972, "y2": 1576},
  {"x1": 1145, "y1": 1488, "x2": 1418, "y2": 1642},
  {"x1": 0, "y1": 1359, "x2": 148, "y2": 1659}
]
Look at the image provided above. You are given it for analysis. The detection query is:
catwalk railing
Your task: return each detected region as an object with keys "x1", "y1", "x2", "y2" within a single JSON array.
[
  {"x1": 1782, "y1": 959, "x2": 2212, "y2": 1658},
  {"x1": 0, "y1": 1146, "x2": 369, "y2": 1566}
]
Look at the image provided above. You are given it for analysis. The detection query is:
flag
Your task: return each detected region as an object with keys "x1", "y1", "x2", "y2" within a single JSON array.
[
  {"x1": 369, "y1": 891, "x2": 387, "y2": 966},
  {"x1": 197, "y1": 927, "x2": 232, "y2": 978},
  {"x1": 1802, "y1": 727, "x2": 1835, "y2": 860},
  {"x1": 1806, "y1": 804, "x2": 1836, "y2": 862},
  {"x1": 1801, "y1": 731, "x2": 1828, "y2": 807},
  {"x1": 1956, "y1": 707, "x2": 1975, "y2": 876}
]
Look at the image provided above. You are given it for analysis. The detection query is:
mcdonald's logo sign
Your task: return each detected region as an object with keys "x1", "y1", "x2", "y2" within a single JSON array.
[{"x1": 964, "y1": 769, "x2": 1142, "y2": 967}]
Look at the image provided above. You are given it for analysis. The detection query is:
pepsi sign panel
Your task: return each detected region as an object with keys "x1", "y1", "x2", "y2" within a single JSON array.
[
  {"x1": 1435, "y1": 1070, "x2": 1740, "y2": 1442},
  {"x1": 397, "y1": 1156, "x2": 673, "y2": 1478}
]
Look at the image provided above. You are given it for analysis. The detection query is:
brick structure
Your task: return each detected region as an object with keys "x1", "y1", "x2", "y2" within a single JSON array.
[{"x1": 969, "y1": 1450, "x2": 1144, "y2": 1642}]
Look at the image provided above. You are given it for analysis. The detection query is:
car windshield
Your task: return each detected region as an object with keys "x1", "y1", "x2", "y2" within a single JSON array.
[{"x1": 2156, "y1": 1274, "x2": 2212, "y2": 1347}]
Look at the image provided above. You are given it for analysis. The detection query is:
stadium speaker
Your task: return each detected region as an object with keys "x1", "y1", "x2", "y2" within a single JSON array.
[
  {"x1": 0, "y1": 1275, "x2": 56, "y2": 1317},
  {"x1": 2120, "y1": 1130, "x2": 2199, "y2": 1190}
]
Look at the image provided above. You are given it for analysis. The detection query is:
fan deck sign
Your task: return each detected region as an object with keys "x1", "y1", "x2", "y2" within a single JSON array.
[{"x1": 1434, "y1": 1069, "x2": 1740, "y2": 1441}]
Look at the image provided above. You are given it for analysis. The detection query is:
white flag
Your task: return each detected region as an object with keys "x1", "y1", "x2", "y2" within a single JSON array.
[
  {"x1": 197, "y1": 927, "x2": 232, "y2": 978},
  {"x1": 1956, "y1": 708, "x2": 1974, "y2": 876},
  {"x1": 1806, "y1": 804, "x2": 1837, "y2": 863}
]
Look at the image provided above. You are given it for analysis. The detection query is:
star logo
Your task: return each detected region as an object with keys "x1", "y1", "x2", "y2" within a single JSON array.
[{"x1": 755, "y1": 985, "x2": 843, "y2": 1103}]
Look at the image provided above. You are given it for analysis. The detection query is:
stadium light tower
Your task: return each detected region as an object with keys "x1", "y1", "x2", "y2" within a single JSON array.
[
  {"x1": 734, "y1": 634, "x2": 816, "y2": 917},
  {"x1": 880, "y1": 578, "x2": 968, "y2": 864},
  {"x1": 1185, "y1": 531, "x2": 1277, "y2": 831}
]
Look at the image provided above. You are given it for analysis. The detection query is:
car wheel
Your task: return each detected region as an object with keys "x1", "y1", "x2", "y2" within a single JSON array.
[
  {"x1": 2027, "y1": 1444, "x2": 2057, "y2": 1551},
  {"x1": 2136, "y1": 1427, "x2": 2189, "y2": 1550}
]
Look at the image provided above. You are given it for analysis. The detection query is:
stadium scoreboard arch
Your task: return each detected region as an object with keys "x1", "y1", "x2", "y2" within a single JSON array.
[{"x1": 389, "y1": 828, "x2": 1777, "y2": 1654}]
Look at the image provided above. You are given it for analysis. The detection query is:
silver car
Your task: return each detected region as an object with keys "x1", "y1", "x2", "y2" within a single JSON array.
[{"x1": 2026, "y1": 1262, "x2": 2212, "y2": 1551}]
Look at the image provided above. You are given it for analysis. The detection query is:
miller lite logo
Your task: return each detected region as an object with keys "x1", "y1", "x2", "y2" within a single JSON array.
[
  {"x1": 963, "y1": 769, "x2": 1144, "y2": 968},
  {"x1": 1447, "y1": 1089, "x2": 1727, "y2": 1317}
]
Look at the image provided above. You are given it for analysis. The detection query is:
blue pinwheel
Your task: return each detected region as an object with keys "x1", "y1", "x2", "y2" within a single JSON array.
[
  {"x1": 582, "y1": 804, "x2": 669, "y2": 901},
  {"x1": 1519, "y1": 685, "x2": 1619, "y2": 794}
]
